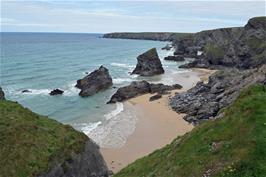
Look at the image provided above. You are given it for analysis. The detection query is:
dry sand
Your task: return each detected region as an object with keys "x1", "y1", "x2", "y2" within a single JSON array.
[{"x1": 101, "y1": 68, "x2": 216, "y2": 173}]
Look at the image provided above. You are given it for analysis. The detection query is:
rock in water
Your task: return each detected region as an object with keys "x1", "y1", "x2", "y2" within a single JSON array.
[
  {"x1": 76, "y1": 66, "x2": 113, "y2": 97},
  {"x1": 22, "y1": 89, "x2": 31, "y2": 93},
  {"x1": 108, "y1": 81, "x2": 182, "y2": 103},
  {"x1": 132, "y1": 48, "x2": 164, "y2": 76},
  {"x1": 0, "y1": 87, "x2": 5, "y2": 100},
  {"x1": 49, "y1": 89, "x2": 64, "y2": 96}
]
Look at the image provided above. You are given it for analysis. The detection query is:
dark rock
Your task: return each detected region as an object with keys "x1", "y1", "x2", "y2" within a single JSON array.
[
  {"x1": 76, "y1": 66, "x2": 113, "y2": 97},
  {"x1": 164, "y1": 55, "x2": 185, "y2": 62},
  {"x1": 0, "y1": 87, "x2": 5, "y2": 100},
  {"x1": 149, "y1": 94, "x2": 162, "y2": 101},
  {"x1": 132, "y1": 48, "x2": 164, "y2": 76},
  {"x1": 173, "y1": 17, "x2": 266, "y2": 69},
  {"x1": 150, "y1": 83, "x2": 182, "y2": 93},
  {"x1": 107, "y1": 81, "x2": 150, "y2": 103},
  {"x1": 108, "y1": 81, "x2": 182, "y2": 103},
  {"x1": 22, "y1": 89, "x2": 31, "y2": 93},
  {"x1": 170, "y1": 64, "x2": 266, "y2": 124},
  {"x1": 38, "y1": 140, "x2": 110, "y2": 177},
  {"x1": 49, "y1": 89, "x2": 64, "y2": 96}
]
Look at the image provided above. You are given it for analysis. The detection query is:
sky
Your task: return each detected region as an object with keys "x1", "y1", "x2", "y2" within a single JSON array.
[{"x1": 1, "y1": 1, "x2": 266, "y2": 33}]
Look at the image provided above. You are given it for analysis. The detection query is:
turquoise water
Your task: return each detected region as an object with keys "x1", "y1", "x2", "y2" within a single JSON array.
[{"x1": 1, "y1": 32, "x2": 188, "y2": 147}]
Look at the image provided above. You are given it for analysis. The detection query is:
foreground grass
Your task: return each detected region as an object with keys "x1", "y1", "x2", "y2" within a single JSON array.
[
  {"x1": 0, "y1": 100, "x2": 88, "y2": 177},
  {"x1": 115, "y1": 85, "x2": 266, "y2": 177}
]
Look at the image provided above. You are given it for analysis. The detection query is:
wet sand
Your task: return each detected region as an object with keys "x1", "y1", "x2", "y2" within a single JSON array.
[{"x1": 101, "y1": 68, "x2": 215, "y2": 173}]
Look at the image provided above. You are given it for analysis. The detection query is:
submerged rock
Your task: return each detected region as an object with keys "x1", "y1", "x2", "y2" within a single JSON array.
[
  {"x1": 76, "y1": 66, "x2": 113, "y2": 97},
  {"x1": 108, "y1": 81, "x2": 182, "y2": 103},
  {"x1": 22, "y1": 89, "x2": 31, "y2": 93},
  {"x1": 132, "y1": 48, "x2": 164, "y2": 76},
  {"x1": 0, "y1": 87, "x2": 5, "y2": 100},
  {"x1": 49, "y1": 89, "x2": 64, "y2": 96}
]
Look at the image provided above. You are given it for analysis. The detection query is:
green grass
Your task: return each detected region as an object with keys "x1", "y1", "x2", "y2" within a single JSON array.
[
  {"x1": 114, "y1": 84, "x2": 266, "y2": 177},
  {"x1": 0, "y1": 100, "x2": 88, "y2": 177}
]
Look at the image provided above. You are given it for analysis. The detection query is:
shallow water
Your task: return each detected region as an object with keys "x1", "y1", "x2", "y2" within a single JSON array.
[{"x1": 1, "y1": 32, "x2": 189, "y2": 147}]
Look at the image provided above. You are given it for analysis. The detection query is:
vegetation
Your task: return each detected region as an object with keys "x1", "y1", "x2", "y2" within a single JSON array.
[
  {"x1": 114, "y1": 84, "x2": 266, "y2": 177},
  {"x1": 0, "y1": 100, "x2": 88, "y2": 177},
  {"x1": 204, "y1": 43, "x2": 225, "y2": 64}
]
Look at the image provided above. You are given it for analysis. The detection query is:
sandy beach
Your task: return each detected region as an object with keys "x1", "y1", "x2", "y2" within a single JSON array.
[{"x1": 101, "y1": 68, "x2": 215, "y2": 173}]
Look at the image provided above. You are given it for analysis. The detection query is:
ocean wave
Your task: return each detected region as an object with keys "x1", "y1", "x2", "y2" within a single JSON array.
[
  {"x1": 63, "y1": 82, "x2": 80, "y2": 96},
  {"x1": 20, "y1": 88, "x2": 50, "y2": 95},
  {"x1": 87, "y1": 104, "x2": 137, "y2": 148},
  {"x1": 110, "y1": 62, "x2": 134, "y2": 69},
  {"x1": 104, "y1": 102, "x2": 124, "y2": 120},
  {"x1": 78, "y1": 121, "x2": 102, "y2": 135},
  {"x1": 113, "y1": 78, "x2": 133, "y2": 84}
]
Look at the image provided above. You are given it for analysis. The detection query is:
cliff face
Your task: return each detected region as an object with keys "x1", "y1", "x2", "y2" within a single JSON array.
[
  {"x1": 176, "y1": 16, "x2": 266, "y2": 69},
  {"x1": 0, "y1": 99, "x2": 109, "y2": 177},
  {"x1": 103, "y1": 32, "x2": 191, "y2": 41}
]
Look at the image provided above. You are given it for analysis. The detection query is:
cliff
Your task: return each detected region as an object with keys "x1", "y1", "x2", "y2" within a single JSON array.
[
  {"x1": 0, "y1": 99, "x2": 109, "y2": 177},
  {"x1": 114, "y1": 84, "x2": 266, "y2": 177},
  {"x1": 103, "y1": 32, "x2": 191, "y2": 41},
  {"x1": 176, "y1": 16, "x2": 266, "y2": 69}
]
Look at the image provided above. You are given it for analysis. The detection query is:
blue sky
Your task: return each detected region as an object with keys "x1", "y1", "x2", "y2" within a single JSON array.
[{"x1": 1, "y1": 1, "x2": 266, "y2": 33}]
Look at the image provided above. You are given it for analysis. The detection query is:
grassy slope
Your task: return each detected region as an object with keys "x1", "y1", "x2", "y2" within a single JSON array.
[
  {"x1": 114, "y1": 85, "x2": 266, "y2": 177},
  {"x1": 0, "y1": 100, "x2": 88, "y2": 177}
]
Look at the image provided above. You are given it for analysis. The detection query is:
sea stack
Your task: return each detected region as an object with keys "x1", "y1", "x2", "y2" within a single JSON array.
[
  {"x1": 76, "y1": 66, "x2": 113, "y2": 97},
  {"x1": 132, "y1": 48, "x2": 164, "y2": 76}
]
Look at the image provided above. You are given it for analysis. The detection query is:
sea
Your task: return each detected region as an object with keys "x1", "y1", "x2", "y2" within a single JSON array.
[{"x1": 1, "y1": 32, "x2": 189, "y2": 148}]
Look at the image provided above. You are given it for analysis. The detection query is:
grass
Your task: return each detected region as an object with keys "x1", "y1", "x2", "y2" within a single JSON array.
[
  {"x1": 114, "y1": 84, "x2": 266, "y2": 177},
  {"x1": 0, "y1": 100, "x2": 88, "y2": 177}
]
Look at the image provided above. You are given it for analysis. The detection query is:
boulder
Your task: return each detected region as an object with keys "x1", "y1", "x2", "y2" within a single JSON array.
[
  {"x1": 132, "y1": 48, "x2": 164, "y2": 76},
  {"x1": 0, "y1": 87, "x2": 5, "y2": 100},
  {"x1": 107, "y1": 81, "x2": 150, "y2": 103},
  {"x1": 149, "y1": 94, "x2": 162, "y2": 101},
  {"x1": 108, "y1": 81, "x2": 182, "y2": 103},
  {"x1": 164, "y1": 55, "x2": 185, "y2": 62},
  {"x1": 50, "y1": 89, "x2": 64, "y2": 96},
  {"x1": 76, "y1": 66, "x2": 112, "y2": 97}
]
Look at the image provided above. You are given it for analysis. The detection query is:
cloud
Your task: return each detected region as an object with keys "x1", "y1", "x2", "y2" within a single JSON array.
[{"x1": 1, "y1": 1, "x2": 265, "y2": 33}]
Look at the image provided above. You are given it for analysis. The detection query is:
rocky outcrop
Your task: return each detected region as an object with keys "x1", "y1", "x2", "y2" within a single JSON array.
[
  {"x1": 149, "y1": 94, "x2": 162, "y2": 101},
  {"x1": 175, "y1": 17, "x2": 266, "y2": 69},
  {"x1": 132, "y1": 48, "x2": 164, "y2": 76},
  {"x1": 170, "y1": 64, "x2": 266, "y2": 124},
  {"x1": 103, "y1": 32, "x2": 191, "y2": 41},
  {"x1": 76, "y1": 66, "x2": 112, "y2": 97},
  {"x1": 39, "y1": 140, "x2": 110, "y2": 177},
  {"x1": 164, "y1": 55, "x2": 185, "y2": 62},
  {"x1": 0, "y1": 87, "x2": 5, "y2": 100},
  {"x1": 107, "y1": 81, "x2": 182, "y2": 103},
  {"x1": 50, "y1": 89, "x2": 64, "y2": 96}
]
